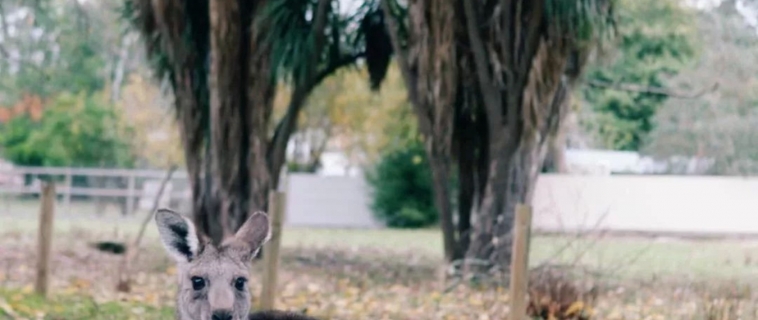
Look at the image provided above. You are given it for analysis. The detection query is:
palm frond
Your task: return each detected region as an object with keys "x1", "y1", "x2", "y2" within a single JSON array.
[
  {"x1": 257, "y1": 0, "x2": 317, "y2": 85},
  {"x1": 259, "y1": 0, "x2": 399, "y2": 90}
]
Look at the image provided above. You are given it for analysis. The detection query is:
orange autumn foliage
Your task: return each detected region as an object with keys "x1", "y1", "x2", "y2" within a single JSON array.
[{"x1": 0, "y1": 94, "x2": 45, "y2": 123}]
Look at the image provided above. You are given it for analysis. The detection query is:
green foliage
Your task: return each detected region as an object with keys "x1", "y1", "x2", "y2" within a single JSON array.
[
  {"x1": 366, "y1": 140, "x2": 438, "y2": 228},
  {"x1": 0, "y1": 288, "x2": 173, "y2": 319},
  {"x1": 644, "y1": 3, "x2": 758, "y2": 175},
  {"x1": 579, "y1": 0, "x2": 697, "y2": 151},
  {"x1": 0, "y1": 92, "x2": 135, "y2": 168}
]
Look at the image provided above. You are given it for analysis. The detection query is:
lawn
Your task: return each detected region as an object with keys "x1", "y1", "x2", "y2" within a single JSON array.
[{"x1": 1, "y1": 199, "x2": 758, "y2": 319}]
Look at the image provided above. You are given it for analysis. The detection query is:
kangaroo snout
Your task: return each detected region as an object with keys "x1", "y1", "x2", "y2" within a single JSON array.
[{"x1": 211, "y1": 310, "x2": 233, "y2": 320}]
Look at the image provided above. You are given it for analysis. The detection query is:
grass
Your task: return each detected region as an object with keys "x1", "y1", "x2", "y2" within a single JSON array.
[
  {"x1": 0, "y1": 288, "x2": 173, "y2": 320},
  {"x1": 3, "y1": 198, "x2": 758, "y2": 319},
  {"x1": 2, "y1": 203, "x2": 757, "y2": 282}
]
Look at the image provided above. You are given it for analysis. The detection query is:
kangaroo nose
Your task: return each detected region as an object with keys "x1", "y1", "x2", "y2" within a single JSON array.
[{"x1": 211, "y1": 310, "x2": 233, "y2": 320}]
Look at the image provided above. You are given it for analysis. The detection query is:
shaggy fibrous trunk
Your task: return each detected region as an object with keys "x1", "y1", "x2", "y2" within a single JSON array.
[
  {"x1": 456, "y1": 0, "x2": 611, "y2": 276},
  {"x1": 382, "y1": 0, "x2": 608, "y2": 276},
  {"x1": 382, "y1": 0, "x2": 459, "y2": 262},
  {"x1": 130, "y1": 0, "x2": 274, "y2": 244},
  {"x1": 205, "y1": 0, "x2": 278, "y2": 243},
  {"x1": 131, "y1": 0, "x2": 349, "y2": 244}
]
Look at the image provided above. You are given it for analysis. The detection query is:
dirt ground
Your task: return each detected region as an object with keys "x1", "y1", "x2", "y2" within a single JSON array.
[{"x1": 1, "y1": 222, "x2": 758, "y2": 319}]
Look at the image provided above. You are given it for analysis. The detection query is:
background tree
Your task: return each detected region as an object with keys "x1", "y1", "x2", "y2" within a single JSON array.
[
  {"x1": 645, "y1": 0, "x2": 758, "y2": 175},
  {"x1": 0, "y1": 92, "x2": 134, "y2": 168},
  {"x1": 0, "y1": 0, "x2": 139, "y2": 104},
  {"x1": 115, "y1": 71, "x2": 184, "y2": 169},
  {"x1": 281, "y1": 63, "x2": 419, "y2": 173},
  {"x1": 577, "y1": 0, "x2": 697, "y2": 151}
]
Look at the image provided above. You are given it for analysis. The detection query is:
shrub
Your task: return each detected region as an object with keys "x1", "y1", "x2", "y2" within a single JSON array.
[
  {"x1": 527, "y1": 266, "x2": 598, "y2": 320},
  {"x1": 366, "y1": 141, "x2": 438, "y2": 228}
]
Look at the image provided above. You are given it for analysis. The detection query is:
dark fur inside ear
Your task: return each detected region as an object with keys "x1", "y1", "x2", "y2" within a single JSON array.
[{"x1": 155, "y1": 208, "x2": 200, "y2": 263}]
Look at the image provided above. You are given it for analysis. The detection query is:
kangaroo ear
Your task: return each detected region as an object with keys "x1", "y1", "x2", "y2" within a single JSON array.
[
  {"x1": 223, "y1": 211, "x2": 271, "y2": 262},
  {"x1": 155, "y1": 208, "x2": 201, "y2": 263}
]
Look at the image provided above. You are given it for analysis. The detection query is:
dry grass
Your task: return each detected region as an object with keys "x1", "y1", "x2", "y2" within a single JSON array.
[{"x1": 1, "y1": 207, "x2": 758, "y2": 319}]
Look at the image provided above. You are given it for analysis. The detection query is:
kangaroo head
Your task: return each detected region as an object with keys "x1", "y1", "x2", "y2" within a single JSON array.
[{"x1": 155, "y1": 208, "x2": 271, "y2": 320}]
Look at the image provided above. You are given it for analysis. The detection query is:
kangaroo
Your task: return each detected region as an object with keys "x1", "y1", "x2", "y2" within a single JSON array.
[{"x1": 154, "y1": 208, "x2": 318, "y2": 320}]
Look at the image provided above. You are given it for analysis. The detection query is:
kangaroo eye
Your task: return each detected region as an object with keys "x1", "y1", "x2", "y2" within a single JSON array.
[
  {"x1": 234, "y1": 277, "x2": 247, "y2": 291},
  {"x1": 190, "y1": 276, "x2": 205, "y2": 290}
]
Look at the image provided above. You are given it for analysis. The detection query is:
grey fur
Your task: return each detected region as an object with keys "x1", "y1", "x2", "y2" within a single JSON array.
[{"x1": 156, "y1": 208, "x2": 316, "y2": 320}]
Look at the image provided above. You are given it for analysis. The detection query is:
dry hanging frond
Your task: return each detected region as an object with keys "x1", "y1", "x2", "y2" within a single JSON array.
[
  {"x1": 521, "y1": 39, "x2": 569, "y2": 139},
  {"x1": 360, "y1": 6, "x2": 393, "y2": 90}
]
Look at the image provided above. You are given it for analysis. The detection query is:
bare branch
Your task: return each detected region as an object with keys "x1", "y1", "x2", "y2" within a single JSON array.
[
  {"x1": 116, "y1": 166, "x2": 177, "y2": 292},
  {"x1": 268, "y1": 51, "x2": 365, "y2": 158},
  {"x1": 586, "y1": 80, "x2": 719, "y2": 99},
  {"x1": 266, "y1": 0, "x2": 345, "y2": 181}
]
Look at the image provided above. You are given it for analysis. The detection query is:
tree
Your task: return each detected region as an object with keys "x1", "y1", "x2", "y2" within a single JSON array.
[
  {"x1": 578, "y1": 0, "x2": 697, "y2": 151},
  {"x1": 644, "y1": 0, "x2": 758, "y2": 175},
  {"x1": 281, "y1": 63, "x2": 419, "y2": 173},
  {"x1": 0, "y1": 0, "x2": 137, "y2": 104},
  {"x1": 125, "y1": 0, "x2": 391, "y2": 242},
  {"x1": 381, "y1": 0, "x2": 615, "y2": 272},
  {"x1": 380, "y1": 0, "x2": 459, "y2": 263},
  {"x1": 116, "y1": 71, "x2": 184, "y2": 169},
  {"x1": 0, "y1": 92, "x2": 134, "y2": 168}
]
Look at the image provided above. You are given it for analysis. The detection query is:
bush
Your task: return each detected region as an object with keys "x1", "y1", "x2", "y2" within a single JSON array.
[
  {"x1": 0, "y1": 91, "x2": 135, "y2": 168},
  {"x1": 366, "y1": 141, "x2": 438, "y2": 228}
]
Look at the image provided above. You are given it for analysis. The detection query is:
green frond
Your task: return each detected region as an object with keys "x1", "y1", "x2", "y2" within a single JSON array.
[
  {"x1": 259, "y1": 0, "x2": 392, "y2": 90},
  {"x1": 258, "y1": 0, "x2": 321, "y2": 85}
]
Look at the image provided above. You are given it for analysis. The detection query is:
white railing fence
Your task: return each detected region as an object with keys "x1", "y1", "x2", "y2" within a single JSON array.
[
  {"x1": 6, "y1": 166, "x2": 758, "y2": 234},
  {"x1": 0, "y1": 166, "x2": 191, "y2": 216},
  {"x1": 0, "y1": 167, "x2": 382, "y2": 228}
]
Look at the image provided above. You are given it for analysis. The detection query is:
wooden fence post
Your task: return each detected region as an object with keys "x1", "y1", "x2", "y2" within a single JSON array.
[
  {"x1": 35, "y1": 181, "x2": 56, "y2": 297},
  {"x1": 63, "y1": 168, "x2": 72, "y2": 215},
  {"x1": 126, "y1": 172, "x2": 136, "y2": 215},
  {"x1": 259, "y1": 191, "x2": 285, "y2": 310},
  {"x1": 509, "y1": 203, "x2": 532, "y2": 320}
]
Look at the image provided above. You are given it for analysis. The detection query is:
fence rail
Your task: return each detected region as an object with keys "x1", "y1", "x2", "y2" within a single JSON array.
[
  {"x1": 0, "y1": 166, "x2": 189, "y2": 179},
  {"x1": 0, "y1": 165, "x2": 191, "y2": 215}
]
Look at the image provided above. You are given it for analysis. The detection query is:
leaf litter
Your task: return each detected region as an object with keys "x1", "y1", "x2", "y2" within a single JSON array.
[{"x1": 1, "y1": 230, "x2": 757, "y2": 319}]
